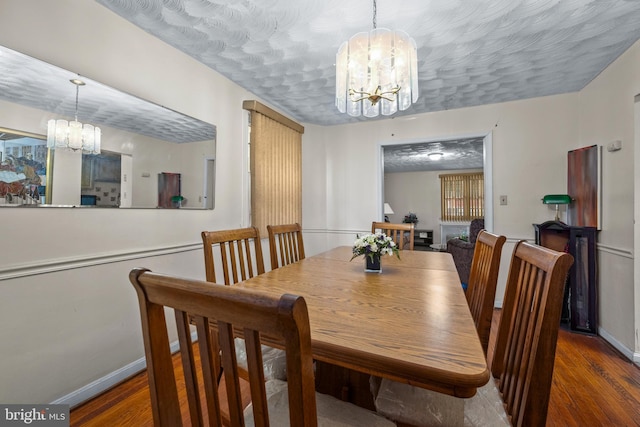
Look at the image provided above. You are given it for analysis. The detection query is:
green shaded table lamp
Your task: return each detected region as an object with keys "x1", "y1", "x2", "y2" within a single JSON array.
[{"x1": 542, "y1": 194, "x2": 572, "y2": 221}]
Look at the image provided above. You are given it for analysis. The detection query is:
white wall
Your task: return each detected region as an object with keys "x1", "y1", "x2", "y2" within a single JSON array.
[{"x1": 577, "y1": 40, "x2": 640, "y2": 358}]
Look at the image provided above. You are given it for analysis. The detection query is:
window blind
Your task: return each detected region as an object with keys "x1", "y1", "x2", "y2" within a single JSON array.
[
  {"x1": 440, "y1": 172, "x2": 484, "y2": 221},
  {"x1": 243, "y1": 100, "x2": 304, "y2": 237}
]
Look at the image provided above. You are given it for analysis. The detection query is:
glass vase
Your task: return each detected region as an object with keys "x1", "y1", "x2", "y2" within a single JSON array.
[{"x1": 365, "y1": 254, "x2": 382, "y2": 273}]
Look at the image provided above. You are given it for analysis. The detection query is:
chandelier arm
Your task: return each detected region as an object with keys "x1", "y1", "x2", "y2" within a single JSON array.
[
  {"x1": 349, "y1": 93, "x2": 371, "y2": 103},
  {"x1": 378, "y1": 87, "x2": 401, "y2": 96},
  {"x1": 352, "y1": 96, "x2": 370, "y2": 103}
]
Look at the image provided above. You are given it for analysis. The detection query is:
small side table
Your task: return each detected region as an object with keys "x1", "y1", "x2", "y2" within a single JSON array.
[{"x1": 413, "y1": 229, "x2": 434, "y2": 249}]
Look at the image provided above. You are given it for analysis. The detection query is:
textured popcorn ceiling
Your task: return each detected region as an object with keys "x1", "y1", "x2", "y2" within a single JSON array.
[
  {"x1": 0, "y1": 45, "x2": 215, "y2": 144},
  {"x1": 96, "y1": 0, "x2": 640, "y2": 128},
  {"x1": 384, "y1": 138, "x2": 485, "y2": 173},
  {"x1": 2, "y1": 1, "x2": 639, "y2": 170}
]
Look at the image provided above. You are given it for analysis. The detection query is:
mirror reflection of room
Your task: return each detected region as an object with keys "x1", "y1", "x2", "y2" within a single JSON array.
[
  {"x1": 81, "y1": 151, "x2": 122, "y2": 207},
  {"x1": 0, "y1": 44, "x2": 217, "y2": 210}
]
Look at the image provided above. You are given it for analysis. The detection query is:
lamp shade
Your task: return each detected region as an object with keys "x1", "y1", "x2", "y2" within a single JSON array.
[
  {"x1": 384, "y1": 203, "x2": 394, "y2": 215},
  {"x1": 542, "y1": 194, "x2": 572, "y2": 204}
]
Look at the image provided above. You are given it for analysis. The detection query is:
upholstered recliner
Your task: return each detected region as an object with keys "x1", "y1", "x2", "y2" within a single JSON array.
[{"x1": 447, "y1": 218, "x2": 485, "y2": 286}]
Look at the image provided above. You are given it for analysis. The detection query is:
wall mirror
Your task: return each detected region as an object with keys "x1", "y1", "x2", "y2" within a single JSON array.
[{"x1": 0, "y1": 45, "x2": 216, "y2": 209}]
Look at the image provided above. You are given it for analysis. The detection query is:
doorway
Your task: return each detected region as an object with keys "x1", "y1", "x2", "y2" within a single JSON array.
[
  {"x1": 378, "y1": 132, "x2": 494, "y2": 244},
  {"x1": 203, "y1": 157, "x2": 215, "y2": 209}
]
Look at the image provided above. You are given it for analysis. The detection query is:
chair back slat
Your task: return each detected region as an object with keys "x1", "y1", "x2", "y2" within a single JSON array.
[
  {"x1": 267, "y1": 223, "x2": 306, "y2": 270},
  {"x1": 244, "y1": 329, "x2": 269, "y2": 426},
  {"x1": 129, "y1": 268, "x2": 318, "y2": 427},
  {"x1": 371, "y1": 222, "x2": 415, "y2": 250},
  {"x1": 175, "y1": 310, "x2": 205, "y2": 427},
  {"x1": 491, "y1": 241, "x2": 573, "y2": 427},
  {"x1": 194, "y1": 316, "x2": 222, "y2": 427},
  {"x1": 465, "y1": 230, "x2": 506, "y2": 355},
  {"x1": 217, "y1": 321, "x2": 245, "y2": 426},
  {"x1": 202, "y1": 227, "x2": 265, "y2": 285}
]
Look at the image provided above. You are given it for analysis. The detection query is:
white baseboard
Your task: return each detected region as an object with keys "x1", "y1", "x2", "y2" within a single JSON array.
[
  {"x1": 52, "y1": 355, "x2": 148, "y2": 408},
  {"x1": 598, "y1": 326, "x2": 637, "y2": 365},
  {"x1": 52, "y1": 331, "x2": 198, "y2": 408}
]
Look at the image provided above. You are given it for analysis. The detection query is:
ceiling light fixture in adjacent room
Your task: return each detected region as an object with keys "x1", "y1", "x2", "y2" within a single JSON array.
[
  {"x1": 335, "y1": 0, "x2": 419, "y2": 118},
  {"x1": 47, "y1": 78, "x2": 101, "y2": 154}
]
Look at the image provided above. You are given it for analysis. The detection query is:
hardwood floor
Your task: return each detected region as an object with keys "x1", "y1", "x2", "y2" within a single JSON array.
[
  {"x1": 71, "y1": 309, "x2": 640, "y2": 426},
  {"x1": 545, "y1": 328, "x2": 640, "y2": 427}
]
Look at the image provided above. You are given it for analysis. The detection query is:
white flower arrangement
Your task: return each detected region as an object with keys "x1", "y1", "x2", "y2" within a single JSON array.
[{"x1": 351, "y1": 232, "x2": 400, "y2": 262}]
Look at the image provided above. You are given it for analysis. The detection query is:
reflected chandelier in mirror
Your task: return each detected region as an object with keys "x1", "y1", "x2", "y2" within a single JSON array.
[{"x1": 0, "y1": 44, "x2": 216, "y2": 209}]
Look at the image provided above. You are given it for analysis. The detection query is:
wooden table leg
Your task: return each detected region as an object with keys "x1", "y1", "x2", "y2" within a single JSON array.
[{"x1": 314, "y1": 360, "x2": 376, "y2": 411}]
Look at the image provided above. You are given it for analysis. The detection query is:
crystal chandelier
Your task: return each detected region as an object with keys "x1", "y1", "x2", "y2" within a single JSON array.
[
  {"x1": 47, "y1": 78, "x2": 101, "y2": 154},
  {"x1": 335, "y1": 0, "x2": 419, "y2": 117}
]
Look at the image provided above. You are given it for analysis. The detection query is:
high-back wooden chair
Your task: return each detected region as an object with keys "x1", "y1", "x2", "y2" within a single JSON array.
[
  {"x1": 372, "y1": 241, "x2": 573, "y2": 427},
  {"x1": 267, "y1": 223, "x2": 305, "y2": 270},
  {"x1": 201, "y1": 227, "x2": 265, "y2": 285},
  {"x1": 130, "y1": 268, "x2": 396, "y2": 427},
  {"x1": 201, "y1": 227, "x2": 288, "y2": 382},
  {"x1": 490, "y1": 241, "x2": 574, "y2": 426},
  {"x1": 465, "y1": 230, "x2": 506, "y2": 355},
  {"x1": 371, "y1": 222, "x2": 415, "y2": 250},
  {"x1": 129, "y1": 267, "x2": 315, "y2": 426}
]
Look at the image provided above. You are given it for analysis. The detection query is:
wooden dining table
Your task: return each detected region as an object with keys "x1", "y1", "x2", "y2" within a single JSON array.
[{"x1": 235, "y1": 246, "x2": 489, "y2": 399}]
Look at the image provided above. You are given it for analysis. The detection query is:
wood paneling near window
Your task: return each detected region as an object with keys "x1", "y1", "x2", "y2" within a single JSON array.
[
  {"x1": 243, "y1": 101, "x2": 304, "y2": 237},
  {"x1": 440, "y1": 172, "x2": 484, "y2": 221}
]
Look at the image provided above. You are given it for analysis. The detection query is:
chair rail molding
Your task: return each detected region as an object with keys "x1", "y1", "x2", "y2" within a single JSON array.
[{"x1": 0, "y1": 242, "x2": 202, "y2": 280}]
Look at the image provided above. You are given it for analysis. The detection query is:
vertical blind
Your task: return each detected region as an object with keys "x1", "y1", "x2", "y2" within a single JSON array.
[
  {"x1": 243, "y1": 100, "x2": 304, "y2": 238},
  {"x1": 440, "y1": 172, "x2": 484, "y2": 221}
]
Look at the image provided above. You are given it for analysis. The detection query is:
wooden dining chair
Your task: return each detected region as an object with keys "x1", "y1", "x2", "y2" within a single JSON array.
[
  {"x1": 371, "y1": 221, "x2": 415, "y2": 250},
  {"x1": 201, "y1": 227, "x2": 286, "y2": 382},
  {"x1": 465, "y1": 230, "x2": 506, "y2": 355},
  {"x1": 372, "y1": 241, "x2": 573, "y2": 427},
  {"x1": 267, "y1": 223, "x2": 305, "y2": 270},
  {"x1": 130, "y1": 268, "x2": 396, "y2": 427},
  {"x1": 489, "y1": 241, "x2": 573, "y2": 426},
  {"x1": 201, "y1": 227, "x2": 265, "y2": 285}
]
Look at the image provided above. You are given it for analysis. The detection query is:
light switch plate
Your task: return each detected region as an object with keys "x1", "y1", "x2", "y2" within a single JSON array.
[
  {"x1": 607, "y1": 140, "x2": 622, "y2": 152},
  {"x1": 500, "y1": 195, "x2": 508, "y2": 205}
]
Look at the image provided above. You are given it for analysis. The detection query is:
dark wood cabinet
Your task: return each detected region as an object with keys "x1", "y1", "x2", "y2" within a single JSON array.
[{"x1": 534, "y1": 221, "x2": 598, "y2": 334}]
